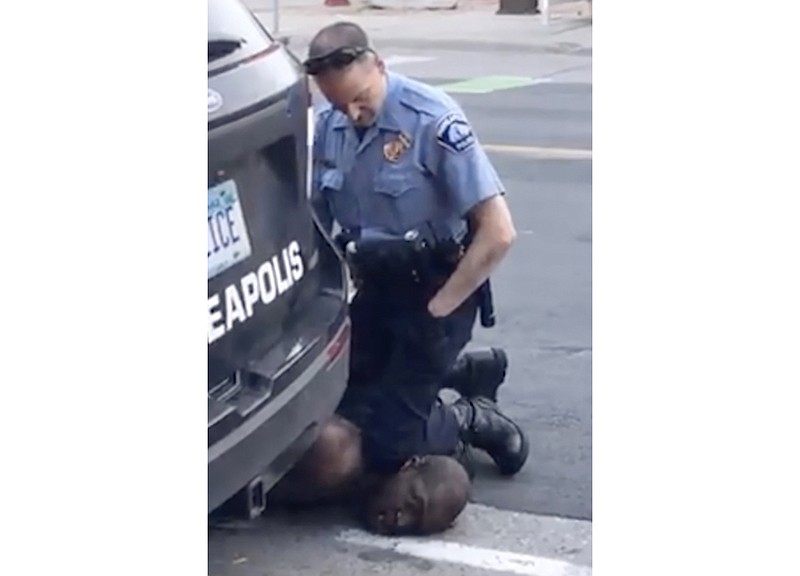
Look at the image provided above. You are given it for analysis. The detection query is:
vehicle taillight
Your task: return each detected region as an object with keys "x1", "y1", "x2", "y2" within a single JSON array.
[{"x1": 326, "y1": 320, "x2": 351, "y2": 369}]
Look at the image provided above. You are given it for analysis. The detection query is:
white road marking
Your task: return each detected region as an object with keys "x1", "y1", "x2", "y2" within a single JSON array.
[
  {"x1": 383, "y1": 55, "x2": 437, "y2": 67},
  {"x1": 336, "y1": 529, "x2": 592, "y2": 576},
  {"x1": 483, "y1": 144, "x2": 592, "y2": 159}
]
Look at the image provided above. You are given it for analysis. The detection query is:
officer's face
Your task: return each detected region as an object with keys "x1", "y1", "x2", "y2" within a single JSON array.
[{"x1": 314, "y1": 57, "x2": 387, "y2": 128}]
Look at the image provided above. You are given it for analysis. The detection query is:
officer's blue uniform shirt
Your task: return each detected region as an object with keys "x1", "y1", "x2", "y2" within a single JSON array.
[{"x1": 312, "y1": 71, "x2": 505, "y2": 241}]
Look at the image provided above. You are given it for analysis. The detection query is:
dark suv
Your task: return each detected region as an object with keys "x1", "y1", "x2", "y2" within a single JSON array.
[{"x1": 208, "y1": 0, "x2": 350, "y2": 516}]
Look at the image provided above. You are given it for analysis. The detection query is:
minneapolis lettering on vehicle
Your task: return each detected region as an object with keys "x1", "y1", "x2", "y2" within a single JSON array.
[{"x1": 208, "y1": 241, "x2": 305, "y2": 345}]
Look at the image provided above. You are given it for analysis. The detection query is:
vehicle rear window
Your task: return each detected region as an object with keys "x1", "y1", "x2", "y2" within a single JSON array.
[{"x1": 208, "y1": 0, "x2": 272, "y2": 69}]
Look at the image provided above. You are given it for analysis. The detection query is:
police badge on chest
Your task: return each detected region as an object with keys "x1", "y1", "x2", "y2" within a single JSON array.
[{"x1": 383, "y1": 132, "x2": 412, "y2": 163}]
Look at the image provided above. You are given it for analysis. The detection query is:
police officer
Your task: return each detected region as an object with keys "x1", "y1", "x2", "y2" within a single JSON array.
[{"x1": 272, "y1": 21, "x2": 529, "y2": 504}]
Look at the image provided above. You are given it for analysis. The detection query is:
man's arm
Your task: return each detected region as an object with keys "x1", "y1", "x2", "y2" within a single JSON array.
[
  {"x1": 428, "y1": 195, "x2": 515, "y2": 317},
  {"x1": 422, "y1": 109, "x2": 517, "y2": 318}
]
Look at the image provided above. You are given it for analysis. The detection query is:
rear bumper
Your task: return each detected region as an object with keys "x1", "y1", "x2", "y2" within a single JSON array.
[{"x1": 208, "y1": 316, "x2": 350, "y2": 513}]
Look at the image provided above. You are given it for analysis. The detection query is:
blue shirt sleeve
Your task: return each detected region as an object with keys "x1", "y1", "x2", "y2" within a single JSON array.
[{"x1": 422, "y1": 107, "x2": 505, "y2": 218}]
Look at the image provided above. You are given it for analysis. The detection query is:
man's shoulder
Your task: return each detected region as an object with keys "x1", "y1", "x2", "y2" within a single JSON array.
[
  {"x1": 392, "y1": 75, "x2": 477, "y2": 155},
  {"x1": 314, "y1": 104, "x2": 350, "y2": 144},
  {"x1": 395, "y1": 73, "x2": 463, "y2": 124},
  {"x1": 314, "y1": 103, "x2": 336, "y2": 126}
]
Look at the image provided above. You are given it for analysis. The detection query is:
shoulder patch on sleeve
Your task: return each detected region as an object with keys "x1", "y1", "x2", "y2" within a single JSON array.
[{"x1": 435, "y1": 112, "x2": 476, "y2": 154}]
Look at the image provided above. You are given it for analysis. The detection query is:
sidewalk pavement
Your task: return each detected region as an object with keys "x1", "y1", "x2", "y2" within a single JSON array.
[
  {"x1": 246, "y1": 0, "x2": 589, "y2": 12},
  {"x1": 244, "y1": 0, "x2": 592, "y2": 53}
]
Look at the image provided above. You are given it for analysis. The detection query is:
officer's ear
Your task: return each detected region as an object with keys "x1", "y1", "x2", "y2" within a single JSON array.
[{"x1": 375, "y1": 55, "x2": 386, "y2": 74}]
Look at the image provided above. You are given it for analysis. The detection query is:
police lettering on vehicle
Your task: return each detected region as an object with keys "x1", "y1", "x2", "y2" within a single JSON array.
[
  {"x1": 207, "y1": 203, "x2": 241, "y2": 257},
  {"x1": 207, "y1": 180, "x2": 254, "y2": 280},
  {"x1": 207, "y1": 241, "x2": 305, "y2": 345}
]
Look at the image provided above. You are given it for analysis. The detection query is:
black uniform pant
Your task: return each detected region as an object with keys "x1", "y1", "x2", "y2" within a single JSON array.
[{"x1": 335, "y1": 285, "x2": 479, "y2": 474}]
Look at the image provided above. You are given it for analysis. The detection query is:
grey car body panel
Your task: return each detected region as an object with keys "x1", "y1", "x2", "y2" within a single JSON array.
[{"x1": 207, "y1": 0, "x2": 349, "y2": 514}]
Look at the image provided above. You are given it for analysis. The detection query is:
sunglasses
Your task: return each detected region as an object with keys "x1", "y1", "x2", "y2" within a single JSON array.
[{"x1": 303, "y1": 46, "x2": 372, "y2": 76}]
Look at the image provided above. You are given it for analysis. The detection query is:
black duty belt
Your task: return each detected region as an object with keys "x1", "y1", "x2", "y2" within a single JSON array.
[{"x1": 336, "y1": 230, "x2": 495, "y2": 328}]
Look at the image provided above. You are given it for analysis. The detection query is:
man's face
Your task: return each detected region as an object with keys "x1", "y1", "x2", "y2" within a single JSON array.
[
  {"x1": 365, "y1": 469, "x2": 425, "y2": 535},
  {"x1": 314, "y1": 57, "x2": 386, "y2": 128}
]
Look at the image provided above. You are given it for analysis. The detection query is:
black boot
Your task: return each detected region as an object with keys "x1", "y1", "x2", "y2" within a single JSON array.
[
  {"x1": 451, "y1": 397, "x2": 529, "y2": 476},
  {"x1": 442, "y1": 347, "x2": 509, "y2": 402},
  {"x1": 452, "y1": 440, "x2": 477, "y2": 480}
]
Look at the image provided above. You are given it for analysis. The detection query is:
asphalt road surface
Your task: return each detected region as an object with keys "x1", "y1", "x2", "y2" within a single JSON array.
[
  {"x1": 453, "y1": 81, "x2": 591, "y2": 520},
  {"x1": 210, "y1": 21, "x2": 592, "y2": 576}
]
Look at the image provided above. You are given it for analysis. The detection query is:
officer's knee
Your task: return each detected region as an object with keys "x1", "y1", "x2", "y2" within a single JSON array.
[{"x1": 307, "y1": 417, "x2": 363, "y2": 490}]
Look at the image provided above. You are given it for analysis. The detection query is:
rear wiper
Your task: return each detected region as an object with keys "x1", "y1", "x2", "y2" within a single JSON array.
[{"x1": 208, "y1": 34, "x2": 246, "y2": 62}]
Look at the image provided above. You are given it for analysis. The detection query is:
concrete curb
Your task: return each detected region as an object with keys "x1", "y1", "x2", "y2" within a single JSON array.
[
  {"x1": 254, "y1": 1, "x2": 592, "y2": 52},
  {"x1": 262, "y1": 0, "x2": 591, "y2": 13},
  {"x1": 366, "y1": 0, "x2": 460, "y2": 9}
]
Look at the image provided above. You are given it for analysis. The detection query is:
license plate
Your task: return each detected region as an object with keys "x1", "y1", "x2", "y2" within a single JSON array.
[{"x1": 208, "y1": 180, "x2": 253, "y2": 280}]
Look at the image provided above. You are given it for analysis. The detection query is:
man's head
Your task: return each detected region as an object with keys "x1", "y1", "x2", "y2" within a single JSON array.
[
  {"x1": 364, "y1": 455, "x2": 471, "y2": 536},
  {"x1": 304, "y1": 22, "x2": 387, "y2": 127}
]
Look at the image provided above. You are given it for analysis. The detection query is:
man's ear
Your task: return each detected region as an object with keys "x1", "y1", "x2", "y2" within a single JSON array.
[{"x1": 400, "y1": 455, "x2": 427, "y2": 471}]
